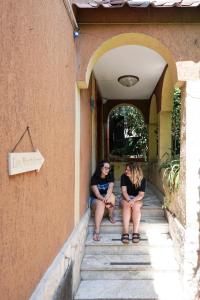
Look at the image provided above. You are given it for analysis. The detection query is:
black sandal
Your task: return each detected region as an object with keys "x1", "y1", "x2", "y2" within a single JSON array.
[
  {"x1": 108, "y1": 215, "x2": 116, "y2": 224},
  {"x1": 121, "y1": 233, "x2": 129, "y2": 244},
  {"x1": 132, "y1": 233, "x2": 140, "y2": 243}
]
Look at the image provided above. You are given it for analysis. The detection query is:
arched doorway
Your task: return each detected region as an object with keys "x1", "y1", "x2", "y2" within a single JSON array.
[
  {"x1": 78, "y1": 34, "x2": 177, "y2": 166},
  {"x1": 108, "y1": 104, "x2": 148, "y2": 161},
  {"x1": 76, "y1": 32, "x2": 178, "y2": 183}
]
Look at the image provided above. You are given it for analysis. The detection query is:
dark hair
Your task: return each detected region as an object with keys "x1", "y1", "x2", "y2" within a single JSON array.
[{"x1": 92, "y1": 160, "x2": 111, "y2": 180}]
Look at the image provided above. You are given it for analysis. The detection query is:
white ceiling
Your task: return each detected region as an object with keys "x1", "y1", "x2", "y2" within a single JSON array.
[{"x1": 93, "y1": 45, "x2": 167, "y2": 100}]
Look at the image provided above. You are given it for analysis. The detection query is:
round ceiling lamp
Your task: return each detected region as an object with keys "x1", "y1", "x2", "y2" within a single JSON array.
[{"x1": 118, "y1": 75, "x2": 139, "y2": 87}]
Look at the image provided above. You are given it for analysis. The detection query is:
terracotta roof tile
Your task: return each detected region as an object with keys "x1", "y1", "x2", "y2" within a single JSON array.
[{"x1": 72, "y1": 0, "x2": 200, "y2": 8}]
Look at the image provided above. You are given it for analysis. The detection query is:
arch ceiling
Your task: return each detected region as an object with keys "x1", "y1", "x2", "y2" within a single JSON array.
[{"x1": 93, "y1": 45, "x2": 166, "y2": 100}]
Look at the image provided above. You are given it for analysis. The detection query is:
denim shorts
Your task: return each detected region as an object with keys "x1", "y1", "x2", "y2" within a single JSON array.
[
  {"x1": 89, "y1": 196, "x2": 96, "y2": 207},
  {"x1": 89, "y1": 194, "x2": 106, "y2": 207}
]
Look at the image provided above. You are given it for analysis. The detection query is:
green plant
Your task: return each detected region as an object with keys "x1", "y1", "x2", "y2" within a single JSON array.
[
  {"x1": 109, "y1": 105, "x2": 148, "y2": 159},
  {"x1": 159, "y1": 87, "x2": 181, "y2": 206},
  {"x1": 159, "y1": 155, "x2": 180, "y2": 209},
  {"x1": 172, "y1": 88, "x2": 181, "y2": 155},
  {"x1": 159, "y1": 153, "x2": 180, "y2": 195}
]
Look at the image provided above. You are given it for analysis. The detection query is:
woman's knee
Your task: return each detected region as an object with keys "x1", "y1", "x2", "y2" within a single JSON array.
[
  {"x1": 122, "y1": 201, "x2": 131, "y2": 213},
  {"x1": 96, "y1": 199, "x2": 106, "y2": 210},
  {"x1": 133, "y1": 201, "x2": 142, "y2": 211}
]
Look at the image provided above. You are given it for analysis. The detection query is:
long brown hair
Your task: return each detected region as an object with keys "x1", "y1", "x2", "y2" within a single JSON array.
[{"x1": 126, "y1": 162, "x2": 143, "y2": 188}]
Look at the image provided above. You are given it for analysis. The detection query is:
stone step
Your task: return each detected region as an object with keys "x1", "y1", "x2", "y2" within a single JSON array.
[
  {"x1": 81, "y1": 269, "x2": 179, "y2": 280},
  {"x1": 90, "y1": 216, "x2": 166, "y2": 224},
  {"x1": 81, "y1": 254, "x2": 179, "y2": 271},
  {"x1": 88, "y1": 219, "x2": 169, "y2": 234},
  {"x1": 81, "y1": 254, "x2": 179, "y2": 280},
  {"x1": 86, "y1": 232, "x2": 172, "y2": 243},
  {"x1": 74, "y1": 279, "x2": 184, "y2": 300},
  {"x1": 85, "y1": 233, "x2": 173, "y2": 255},
  {"x1": 113, "y1": 208, "x2": 165, "y2": 218}
]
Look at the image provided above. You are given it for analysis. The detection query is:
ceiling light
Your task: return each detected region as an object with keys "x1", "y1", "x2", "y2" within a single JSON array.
[{"x1": 118, "y1": 75, "x2": 139, "y2": 87}]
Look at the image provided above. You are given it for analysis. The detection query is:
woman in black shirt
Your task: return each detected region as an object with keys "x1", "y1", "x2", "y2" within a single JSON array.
[
  {"x1": 120, "y1": 162, "x2": 146, "y2": 243},
  {"x1": 91, "y1": 160, "x2": 115, "y2": 241}
]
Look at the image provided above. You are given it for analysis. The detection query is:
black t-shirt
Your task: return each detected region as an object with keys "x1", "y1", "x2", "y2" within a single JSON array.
[
  {"x1": 120, "y1": 174, "x2": 146, "y2": 196},
  {"x1": 91, "y1": 174, "x2": 114, "y2": 197}
]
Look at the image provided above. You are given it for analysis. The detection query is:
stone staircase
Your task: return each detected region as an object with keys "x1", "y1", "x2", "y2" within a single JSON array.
[{"x1": 74, "y1": 183, "x2": 184, "y2": 300}]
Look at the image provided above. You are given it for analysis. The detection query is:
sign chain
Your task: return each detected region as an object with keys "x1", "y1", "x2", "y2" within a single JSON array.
[{"x1": 11, "y1": 126, "x2": 36, "y2": 153}]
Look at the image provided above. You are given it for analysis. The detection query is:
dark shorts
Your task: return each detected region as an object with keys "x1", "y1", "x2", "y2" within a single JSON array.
[
  {"x1": 89, "y1": 194, "x2": 106, "y2": 207},
  {"x1": 89, "y1": 196, "x2": 96, "y2": 207}
]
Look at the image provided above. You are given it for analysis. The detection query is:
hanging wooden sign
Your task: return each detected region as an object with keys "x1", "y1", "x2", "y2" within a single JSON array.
[{"x1": 8, "y1": 150, "x2": 45, "y2": 176}]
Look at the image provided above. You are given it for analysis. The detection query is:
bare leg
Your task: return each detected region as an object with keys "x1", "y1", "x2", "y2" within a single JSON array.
[
  {"x1": 107, "y1": 206, "x2": 116, "y2": 223},
  {"x1": 131, "y1": 200, "x2": 142, "y2": 233},
  {"x1": 93, "y1": 200, "x2": 105, "y2": 239},
  {"x1": 122, "y1": 199, "x2": 131, "y2": 234}
]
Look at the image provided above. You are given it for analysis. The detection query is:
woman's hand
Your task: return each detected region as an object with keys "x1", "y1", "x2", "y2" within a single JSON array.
[
  {"x1": 104, "y1": 197, "x2": 112, "y2": 208},
  {"x1": 104, "y1": 193, "x2": 111, "y2": 202},
  {"x1": 129, "y1": 199, "x2": 135, "y2": 208},
  {"x1": 98, "y1": 196, "x2": 106, "y2": 202}
]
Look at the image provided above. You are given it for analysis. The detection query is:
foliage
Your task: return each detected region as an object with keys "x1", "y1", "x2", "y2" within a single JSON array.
[
  {"x1": 160, "y1": 158, "x2": 180, "y2": 191},
  {"x1": 109, "y1": 105, "x2": 148, "y2": 159},
  {"x1": 171, "y1": 88, "x2": 181, "y2": 155},
  {"x1": 159, "y1": 88, "x2": 181, "y2": 195},
  {"x1": 159, "y1": 153, "x2": 180, "y2": 209}
]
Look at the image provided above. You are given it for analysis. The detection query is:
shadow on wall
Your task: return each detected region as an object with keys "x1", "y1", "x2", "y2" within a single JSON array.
[
  {"x1": 53, "y1": 261, "x2": 73, "y2": 300},
  {"x1": 195, "y1": 167, "x2": 200, "y2": 300}
]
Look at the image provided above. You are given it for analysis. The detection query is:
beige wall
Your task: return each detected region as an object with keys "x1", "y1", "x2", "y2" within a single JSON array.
[
  {"x1": 76, "y1": 24, "x2": 200, "y2": 86},
  {"x1": 80, "y1": 86, "x2": 93, "y2": 216},
  {"x1": 0, "y1": 1, "x2": 77, "y2": 299}
]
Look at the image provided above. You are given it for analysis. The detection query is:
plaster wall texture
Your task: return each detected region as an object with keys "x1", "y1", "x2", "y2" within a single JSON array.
[
  {"x1": 80, "y1": 87, "x2": 93, "y2": 216},
  {"x1": 29, "y1": 209, "x2": 90, "y2": 300},
  {"x1": 166, "y1": 210, "x2": 185, "y2": 274},
  {"x1": 148, "y1": 163, "x2": 164, "y2": 194},
  {"x1": 0, "y1": 1, "x2": 77, "y2": 299},
  {"x1": 77, "y1": 24, "x2": 200, "y2": 85},
  {"x1": 183, "y1": 81, "x2": 200, "y2": 300}
]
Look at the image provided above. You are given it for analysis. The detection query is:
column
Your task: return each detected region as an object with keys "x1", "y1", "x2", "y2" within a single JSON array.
[
  {"x1": 74, "y1": 84, "x2": 80, "y2": 225},
  {"x1": 183, "y1": 80, "x2": 200, "y2": 300},
  {"x1": 158, "y1": 111, "x2": 172, "y2": 160},
  {"x1": 148, "y1": 94, "x2": 158, "y2": 161}
]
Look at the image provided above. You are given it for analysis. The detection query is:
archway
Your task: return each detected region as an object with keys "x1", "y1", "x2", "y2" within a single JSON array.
[
  {"x1": 78, "y1": 33, "x2": 177, "y2": 89},
  {"x1": 78, "y1": 33, "x2": 177, "y2": 162},
  {"x1": 77, "y1": 32, "x2": 178, "y2": 183}
]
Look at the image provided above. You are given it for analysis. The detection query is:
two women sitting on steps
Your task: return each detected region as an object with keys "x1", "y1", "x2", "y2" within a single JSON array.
[{"x1": 90, "y1": 161, "x2": 146, "y2": 243}]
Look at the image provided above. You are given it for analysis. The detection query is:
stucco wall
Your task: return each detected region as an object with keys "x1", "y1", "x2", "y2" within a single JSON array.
[
  {"x1": 77, "y1": 23, "x2": 200, "y2": 84},
  {"x1": 0, "y1": 1, "x2": 76, "y2": 299},
  {"x1": 80, "y1": 86, "x2": 93, "y2": 216}
]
